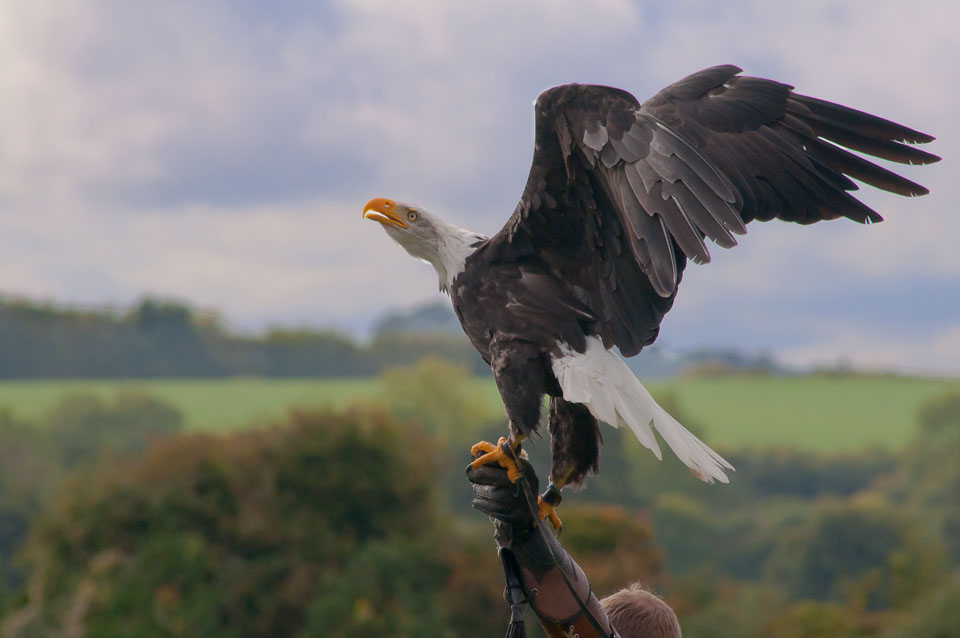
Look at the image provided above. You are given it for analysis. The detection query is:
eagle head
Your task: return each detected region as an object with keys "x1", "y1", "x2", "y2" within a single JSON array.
[
  {"x1": 362, "y1": 197, "x2": 485, "y2": 293},
  {"x1": 362, "y1": 197, "x2": 440, "y2": 263}
]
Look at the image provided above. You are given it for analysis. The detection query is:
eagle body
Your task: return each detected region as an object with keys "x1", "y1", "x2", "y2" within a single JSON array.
[
  {"x1": 451, "y1": 252, "x2": 605, "y2": 486},
  {"x1": 364, "y1": 65, "x2": 939, "y2": 492}
]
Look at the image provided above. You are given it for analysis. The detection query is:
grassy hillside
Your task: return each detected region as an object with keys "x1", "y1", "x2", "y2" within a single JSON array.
[
  {"x1": 0, "y1": 375, "x2": 956, "y2": 451},
  {"x1": 668, "y1": 375, "x2": 959, "y2": 450}
]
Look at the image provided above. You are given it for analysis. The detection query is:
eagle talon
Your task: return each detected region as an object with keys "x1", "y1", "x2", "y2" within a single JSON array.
[
  {"x1": 470, "y1": 436, "x2": 522, "y2": 483},
  {"x1": 537, "y1": 496, "x2": 563, "y2": 532}
]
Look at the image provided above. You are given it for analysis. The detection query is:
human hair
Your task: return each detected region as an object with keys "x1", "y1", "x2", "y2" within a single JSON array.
[{"x1": 600, "y1": 582, "x2": 681, "y2": 638}]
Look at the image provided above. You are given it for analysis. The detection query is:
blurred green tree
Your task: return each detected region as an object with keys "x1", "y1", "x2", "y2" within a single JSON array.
[
  {"x1": 0, "y1": 394, "x2": 184, "y2": 595},
  {"x1": 882, "y1": 573, "x2": 960, "y2": 638},
  {"x1": 43, "y1": 393, "x2": 183, "y2": 468},
  {"x1": 763, "y1": 495, "x2": 945, "y2": 608},
  {"x1": 892, "y1": 393, "x2": 960, "y2": 562},
  {"x1": 561, "y1": 504, "x2": 667, "y2": 597},
  {"x1": 677, "y1": 582, "x2": 788, "y2": 638},
  {"x1": 763, "y1": 600, "x2": 862, "y2": 638},
  {"x1": 5, "y1": 408, "x2": 451, "y2": 638},
  {"x1": 374, "y1": 357, "x2": 498, "y2": 445},
  {"x1": 304, "y1": 539, "x2": 448, "y2": 638}
]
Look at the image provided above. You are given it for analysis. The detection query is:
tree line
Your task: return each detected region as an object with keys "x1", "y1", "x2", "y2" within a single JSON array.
[{"x1": 0, "y1": 296, "x2": 487, "y2": 378}]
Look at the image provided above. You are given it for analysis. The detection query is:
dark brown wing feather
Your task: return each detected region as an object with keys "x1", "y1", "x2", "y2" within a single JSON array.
[{"x1": 484, "y1": 65, "x2": 939, "y2": 357}]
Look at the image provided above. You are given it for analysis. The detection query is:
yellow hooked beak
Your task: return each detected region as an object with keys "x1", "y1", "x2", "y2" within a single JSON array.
[{"x1": 363, "y1": 197, "x2": 408, "y2": 229}]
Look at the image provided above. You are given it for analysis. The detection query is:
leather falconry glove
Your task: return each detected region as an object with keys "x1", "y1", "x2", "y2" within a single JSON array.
[{"x1": 467, "y1": 457, "x2": 618, "y2": 638}]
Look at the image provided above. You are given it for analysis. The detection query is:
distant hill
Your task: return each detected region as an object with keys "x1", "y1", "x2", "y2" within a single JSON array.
[
  {"x1": 371, "y1": 302, "x2": 787, "y2": 378},
  {"x1": 373, "y1": 302, "x2": 465, "y2": 336},
  {"x1": 671, "y1": 347, "x2": 786, "y2": 377}
]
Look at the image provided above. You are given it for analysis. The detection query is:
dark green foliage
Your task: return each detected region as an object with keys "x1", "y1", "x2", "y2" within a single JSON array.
[
  {"x1": 883, "y1": 574, "x2": 960, "y2": 638},
  {"x1": 560, "y1": 504, "x2": 666, "y2": 596},
  {"x1": 917, "y1": 393, "x2": 960, "y2": 436},
  {"x1": 0, "y1": 298, "x2": 229, "y2": 378},
  {"x1": 0, "y1": 410, "x2": 57, "y2": 591},
  {"x1": 258, "y1": 329, "x2": 370, "y2": 377},
  {"x1": 763, "y1": 498, "x2": 942, "y2": 606},
  {"x1": 651, "y1": 492, "x2": 724, "y2": 577},
  {"x1": 678, "y1": 583, "x2": 789, "y2": 638},
  {"x1": 900, "y1": 393, "x2": 960, "y2": 505},
  {"x1": 375, "y1": 357, "x2": 497, "y2": 442},
  {"x1": 725, "y1": 449, "x2": 897, "y2": 500},
  {"x1": 0, "y1": 506, "x2": 29, "y2": 590},
  {"x1": 372, "y1": 357, "x2": 505, "y2": 520},
  {"x1": 672, "y1": 393, "x2": 960, "y2": 637},
  {"x1": 5, "y1": 409, "x2": 449, "y2": 637},
  {"x1": 44, "y1": 393, "x2": 183, "y2": 468},
  {"x1": 367, "y1": 333, "x2": 489, "y2": 375},
  {"x1": 0, "y1": 296, "x2": 487, "y2": 379},
  {"x1": 0, "y1": 394, "x2": 184, "y2": 596},
  {"x1": 304, "y1": 539, "x2": 448, "y2": 638},
  {"x1": 559, "y1": 427, "x2": 651, "y2": 510},
  {"x1": 889, "y1": 393, "x2": 960, "y2": 562}
]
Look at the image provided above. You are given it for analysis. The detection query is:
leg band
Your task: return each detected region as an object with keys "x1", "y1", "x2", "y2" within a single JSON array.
[{"x1": 540, "y1": 483, "x2": 563, "y2": 507}]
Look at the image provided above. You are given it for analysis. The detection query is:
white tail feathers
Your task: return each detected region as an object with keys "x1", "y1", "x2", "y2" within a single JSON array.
[{"x1": 551, "y1": 337, "x2": 733, "y2": 484}]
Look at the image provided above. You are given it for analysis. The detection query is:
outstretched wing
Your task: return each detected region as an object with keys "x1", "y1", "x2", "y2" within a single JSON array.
[{"x1": 485, "y1": 65, "x2": 939, "y2": 357}]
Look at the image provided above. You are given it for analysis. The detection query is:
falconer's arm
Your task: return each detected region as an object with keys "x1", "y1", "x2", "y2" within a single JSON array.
[{"x1": 467, "y1": 456, "x2": 619, "y2": 638}]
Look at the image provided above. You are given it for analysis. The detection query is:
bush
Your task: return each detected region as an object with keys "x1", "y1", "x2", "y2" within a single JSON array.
[
  {"x1": 888, "y1": 393, "x2": 960, "y2": 562},
  {"x1": 0, "y1": 394, "x2": 184, "y2": 594},
  {"x1": 763, "y1": 496, "x2": 944, "y2": 608},
  {"x1": 5, "y1": 408, "x2": 453, "y2": 638},
  {"x1": 374, "y1": 357, "x2": 497, "y2": 444},
  {"x1": 44, "y1": 392, "x2": 183, "y2": 468},
  {"x1": 883, "y1": 573, "x2": 960, "y2": 638},
  {"x1": 678, "y1": 582, "x2": 788, "y2": 638},
  {"x1": 304, "y1": 539, "x2": 448, "y2": 638},
  {"x1": 561, "y1": 504, "x2": 666, "y2": 597}
]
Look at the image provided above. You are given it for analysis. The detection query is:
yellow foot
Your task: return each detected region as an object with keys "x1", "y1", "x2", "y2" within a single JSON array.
[
  {"x1": 537, "y1": 496, "x2": 563, "y2": 531},
  {"x1": 470, "y1": 437, "x2": 522, "y2": 483}
]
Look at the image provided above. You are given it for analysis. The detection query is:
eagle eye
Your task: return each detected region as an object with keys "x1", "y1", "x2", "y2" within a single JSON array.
[{"x1": 406, "y1": 210, "x2": 418, "y2": 222}]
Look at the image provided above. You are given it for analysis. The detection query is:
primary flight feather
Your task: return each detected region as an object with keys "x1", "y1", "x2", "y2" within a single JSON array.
[{"x1": 362, "y1": 65, "x2": 939, "y2": 528}]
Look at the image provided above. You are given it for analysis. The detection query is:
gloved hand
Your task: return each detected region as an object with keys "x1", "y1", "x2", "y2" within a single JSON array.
[
  {"x1": 466, "y1": 454, "x2": 619, "y2": 638},
  {"x1": 466, "y1": 454, "x2": 540, "y2": 542}
]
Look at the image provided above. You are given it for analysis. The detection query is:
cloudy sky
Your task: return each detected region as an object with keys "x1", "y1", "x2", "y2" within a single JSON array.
[{"x1": 0, "y1": 1, "x2": 957, "y2": 373}]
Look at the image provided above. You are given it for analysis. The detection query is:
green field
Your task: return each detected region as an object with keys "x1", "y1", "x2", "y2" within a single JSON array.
[
  {"x1": 0, "y1": 375, "x2": 956, "y2": 452},
  {"x1": 667, "y1": 375, "x2": 959, "y2": 451}
]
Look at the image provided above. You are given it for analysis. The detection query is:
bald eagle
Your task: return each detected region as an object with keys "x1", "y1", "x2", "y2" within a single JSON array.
[{"x1": 363, "y1": 65, "x2": 938, "y2": 528}]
